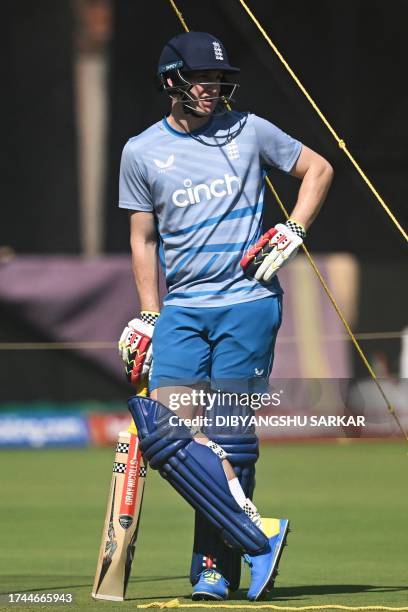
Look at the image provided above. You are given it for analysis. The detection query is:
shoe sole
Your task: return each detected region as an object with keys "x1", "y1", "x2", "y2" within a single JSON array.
[
  {"x1": 253, "y1": 519, "x2": 290, "y2": 601},
  {"x1": 192, "y1": 591, "x2": 226, "y2": 601}
]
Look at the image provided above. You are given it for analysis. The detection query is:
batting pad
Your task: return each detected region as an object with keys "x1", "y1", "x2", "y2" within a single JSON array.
[
  {"x1": 128, "y1": 395, "x2": 268, "y2": 555},
  {"x1": 190, "y1": 432, "x2": 259, "y2": 590}
]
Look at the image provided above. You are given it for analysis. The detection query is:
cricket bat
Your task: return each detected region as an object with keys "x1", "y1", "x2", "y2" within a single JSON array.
[{"x1": 92, "y1": 393, "x2": 147, "y2": 600}]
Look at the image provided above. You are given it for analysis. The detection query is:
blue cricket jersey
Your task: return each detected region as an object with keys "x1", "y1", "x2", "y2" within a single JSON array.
[{"x1": 119, "y1": 111, "x2": 302, "y2": 307}]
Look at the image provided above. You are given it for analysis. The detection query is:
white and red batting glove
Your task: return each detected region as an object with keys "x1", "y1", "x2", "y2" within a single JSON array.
[
  {"x1": 118, "y1": 312, "x2": 159, "y2": 386},
  {"x1": 240, "y1": 221, "x2": 305, "y2": 283}
]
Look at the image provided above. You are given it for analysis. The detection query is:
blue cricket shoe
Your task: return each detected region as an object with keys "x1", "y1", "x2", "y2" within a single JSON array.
[
  {"x1": 245, "y1": 518, "x2": 290, "y2": 601},
  {"x1": 192, "y1": 569, "x2": 229, "y2": 600}
]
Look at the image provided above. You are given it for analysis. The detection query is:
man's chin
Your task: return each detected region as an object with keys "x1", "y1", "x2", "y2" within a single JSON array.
[
  {"x1": 178, "y1": 101, "x2": 217, "y2": 117},
  {"x1": 189, "y1": 104, "x2": 212, "y2": 115}
]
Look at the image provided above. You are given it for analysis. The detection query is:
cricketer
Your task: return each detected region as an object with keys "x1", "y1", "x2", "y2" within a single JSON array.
[{"x1": 118, "y1": 32, "x2": 333, "y2": 601}]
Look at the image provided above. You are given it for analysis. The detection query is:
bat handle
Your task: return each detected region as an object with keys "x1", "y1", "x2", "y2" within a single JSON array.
[{"x1": 127, "y1": 386, "x2": 148, "y2": 434}]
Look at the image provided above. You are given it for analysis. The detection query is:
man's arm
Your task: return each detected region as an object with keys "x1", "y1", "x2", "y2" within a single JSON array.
[
  {"x1": 289, "y1": 145, "x2": 334, "y2": 229},
  {"x1": 240, "y1": 144, "x2": 333, "y2": 282},
  {"x1": 129, "y1": 211, "x2": 160, "y2": 312}
]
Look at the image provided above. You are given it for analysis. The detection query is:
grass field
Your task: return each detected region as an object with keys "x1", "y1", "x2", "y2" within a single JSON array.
[{"x1": 0, "y1": 441, "x2": 407, "y2": 611}]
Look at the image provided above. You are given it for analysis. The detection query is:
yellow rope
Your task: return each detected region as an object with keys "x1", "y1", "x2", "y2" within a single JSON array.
[
  {"x1": 166, "y1": 0, "x2": 408, "y2": 444},
  {"x1": 137, "y1": 599, "x2": 408, "y2": 610},
  {"x1": 168, "y1": 0, "x2": 189, "y2": 32},
  {"x1": 0, "y1": 341, "x2": 115, "y2": 350},
  {"x1": 0, "y1": 329, "x2": 404, "y2": 350},
  {"x1": 237, "y1": 0, "x2": 407, "y2": 243},
  {"x1": 266, "y1": 176, "x2": 408, "y2": 442}
]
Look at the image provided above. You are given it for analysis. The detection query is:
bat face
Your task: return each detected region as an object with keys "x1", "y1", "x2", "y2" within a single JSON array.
[{"x1": 92, "y1": 430, "x2": 147, "y2": 601}]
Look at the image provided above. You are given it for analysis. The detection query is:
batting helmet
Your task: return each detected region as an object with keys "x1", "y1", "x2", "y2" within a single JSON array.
[{"x1": 157, "y1": 31, "x2": 240, "y2": 115}]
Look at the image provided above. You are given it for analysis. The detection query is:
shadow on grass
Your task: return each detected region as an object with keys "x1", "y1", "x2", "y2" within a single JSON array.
[
  {"x1": 2, "y1": 579, "x2": 407, "y2": 603},
  {"x1": 132, "y1": 583, "x2": 408, "y2": 602},
  {"x1": 229, "y1": 584, "x2": 408, "y2": 601},
  {"x1": 0, "y1": 574, "x2": 188, "y2": 595}
]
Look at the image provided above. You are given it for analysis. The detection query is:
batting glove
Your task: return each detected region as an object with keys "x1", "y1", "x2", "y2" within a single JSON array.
[
  {"x1": 118, "y1": 311, "x2": 159, "y2": 386},
  {"x1": 240, "y1": 221, "x2": 306, "y2": 283}
]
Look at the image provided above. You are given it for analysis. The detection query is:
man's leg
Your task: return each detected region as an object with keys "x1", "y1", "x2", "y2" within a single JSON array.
[
  {"x1": 128, "y1": 395, "x2": 266, "y2": 551},
  {"x1": 129, "y1": 396, "x2": 288, "y2": 599},
  {"x1": 129, "y1": 394, "x2": 288, "y2": 601},
  {"x1": 146, "y1": 300, "x2": 286, "y2": 600},
  {"x1": 189, "y1": 295, "x2": 284, "y2": 594},
  {"x1": 148, "y1": 306, "x2": 237, "y2": 599},
  {"x1": 190, "y1": 401, "x2": 258, "y2": 592},
  {"x1": 151, "y1": 386, "x2": 260, "y2": 597}
]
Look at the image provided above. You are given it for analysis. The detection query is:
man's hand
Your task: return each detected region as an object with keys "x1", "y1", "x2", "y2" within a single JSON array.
[
  {"x1": 240, "y1": 223, "x2": 304, "y2": 283},
  {"x1": 118, "y1": 313, "x2": 159, "y2": 386}
]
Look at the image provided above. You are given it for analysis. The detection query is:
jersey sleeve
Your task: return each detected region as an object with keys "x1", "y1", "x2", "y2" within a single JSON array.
[
  {"x1": 118, "y1": 141, "x2": 153, "y2": 211},
  {"x1": 252, "y1": 114, "x2": 302, "y2": 173}
]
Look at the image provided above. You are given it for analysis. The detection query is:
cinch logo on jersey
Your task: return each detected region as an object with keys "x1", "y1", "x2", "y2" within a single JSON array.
[{"x1": 172, "y1": 174, "x2": 242, "y2": 207}]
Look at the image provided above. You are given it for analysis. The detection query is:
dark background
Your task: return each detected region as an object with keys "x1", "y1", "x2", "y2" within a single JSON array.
[
  {"x1": 1, "y1": 0, "x2": 80, "y2": 253},
  {"x1": 2, "y1": 0, "x2": 407, "y2": 256},
  {"x1": 106, "y1": 0, "x2": 408, "y2": 258},
  {"x1": 0, "y1": 0, "x2": 407, "y2": 397}
]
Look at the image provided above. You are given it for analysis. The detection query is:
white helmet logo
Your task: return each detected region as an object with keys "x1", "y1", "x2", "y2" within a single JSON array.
[{"x1": 212, "y1": 41, "x2": 224, "y2": 61}]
